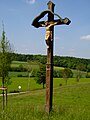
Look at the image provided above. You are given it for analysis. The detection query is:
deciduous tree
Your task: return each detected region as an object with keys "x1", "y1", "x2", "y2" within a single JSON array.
[
  {"x1": 62, "y1": 68, "x2": 73, "y2": 85},
  {"x1": 0, "y1": 29, "x2": 13, "y2": 88},
  {"x1": 35, "y1": 64, "x2": 46, "y2": 88}
]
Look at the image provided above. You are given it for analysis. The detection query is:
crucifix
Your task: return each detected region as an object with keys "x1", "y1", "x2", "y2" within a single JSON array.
[{"x1": 32, "y1": 1, "x2": 71, "y2": 113}]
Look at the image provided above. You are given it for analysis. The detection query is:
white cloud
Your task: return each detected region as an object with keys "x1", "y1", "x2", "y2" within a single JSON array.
[
  {"x1": 80, "y1": 35, "x2": 90, "y2": 40},
  {"x1": 25, "y1": 0, "x2": 36, "y2": 4}
]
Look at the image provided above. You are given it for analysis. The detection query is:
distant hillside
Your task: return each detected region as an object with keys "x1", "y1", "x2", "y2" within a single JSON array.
[{"x1": 12, "y1": 53, "x2": 90, "y2": 72}]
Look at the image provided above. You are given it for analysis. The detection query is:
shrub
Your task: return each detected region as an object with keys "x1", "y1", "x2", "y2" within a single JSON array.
[
  {"x1": 86, "y1": 72, "x2": 90, "y2": 78},
  {"x1": 17, "y1": 74, "x2": 23, "y2": 77}
]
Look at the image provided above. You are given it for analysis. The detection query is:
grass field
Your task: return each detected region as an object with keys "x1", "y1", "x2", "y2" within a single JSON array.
[
  {"x1": 0, "y1": 77, "x2": 90, "y2": 93},
  {"x1": 11, "y1": 61, "x2": 87, "y2": 78},
  {"x1": 11, "y1": 61, "x2": 39, "y2": 69},
  {"x1": 0, "y1": 61, "x2": 89, "y2": 119},
  {"x1": 0, "y1": 81, "x2": 90, "y2": 120},
  {"x1": 11, "y1": 61, "x2": 27, "y2": 67}
]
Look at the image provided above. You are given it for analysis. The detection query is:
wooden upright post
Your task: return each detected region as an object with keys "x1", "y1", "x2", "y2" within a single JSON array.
[
  {"x1": 31, "y1": 0, "x2": 71, "y2": 114},
  {"x1": 0, "y1": 87, "x2": 7, "y2": 110},
  {"x1": 46, "y1": 1, "x2": 55, "y2": 113}
]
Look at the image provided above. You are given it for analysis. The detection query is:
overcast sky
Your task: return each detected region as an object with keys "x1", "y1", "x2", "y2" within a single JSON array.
[{"x1": 0, "y1": 0, "x2": 90, "y2": 59}]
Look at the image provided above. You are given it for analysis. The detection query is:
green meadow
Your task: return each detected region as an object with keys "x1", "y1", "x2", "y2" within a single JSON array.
[
  {"x1": 0, "y1": 77, "x2": 90, "y2": 93},
  {"x1": 11, "y1": 61, "x2": 27, "y2": 67},
  {"x1": 0, "y1": 61, "x2": 90, "y2": 120},
  {"x1": 0, "y1": 80, "x2": 90, "y2": 120}
]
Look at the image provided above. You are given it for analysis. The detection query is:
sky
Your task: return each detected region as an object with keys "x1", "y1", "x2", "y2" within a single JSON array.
[{"x1": 0, "y1": 0, "x2": 90, "y2": 59}]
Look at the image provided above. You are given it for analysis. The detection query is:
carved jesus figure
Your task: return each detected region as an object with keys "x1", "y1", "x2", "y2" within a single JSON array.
[
  {"x1": 32, "y1": 10, "x2": 71, "y2": 49},
  {"x1": 41, "y1": 21, "x2": 58, "y2": 48}
]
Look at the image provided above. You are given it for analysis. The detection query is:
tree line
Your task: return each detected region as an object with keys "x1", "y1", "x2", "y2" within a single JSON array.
[{"x1": 13, "y1": 53, "x2": 90, "y2": 72}]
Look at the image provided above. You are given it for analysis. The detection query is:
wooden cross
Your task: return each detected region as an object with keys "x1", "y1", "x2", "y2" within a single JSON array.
[{"x1": 32, "y1": 1, "x2": 71, "y2": 113}]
